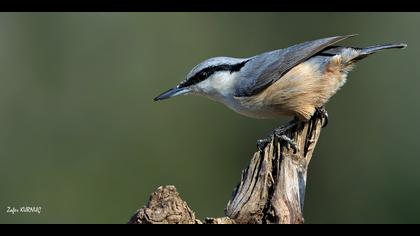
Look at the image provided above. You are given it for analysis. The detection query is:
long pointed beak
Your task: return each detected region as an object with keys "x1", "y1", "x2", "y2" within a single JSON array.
[{"x1": 153, "y1": 86, "x2": 190, "y2": 101}]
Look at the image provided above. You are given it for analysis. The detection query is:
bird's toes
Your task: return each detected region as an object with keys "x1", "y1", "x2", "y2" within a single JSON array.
[{"x1": 314, "y1": 107, "x2": 329, "y2": 127}]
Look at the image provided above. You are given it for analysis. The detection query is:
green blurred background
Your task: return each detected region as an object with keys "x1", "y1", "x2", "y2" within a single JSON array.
[{"x1": 0, "y1": 12, "x2": 418, "y2": 223}]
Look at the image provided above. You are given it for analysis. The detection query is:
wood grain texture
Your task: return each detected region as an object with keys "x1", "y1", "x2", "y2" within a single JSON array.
[{"x1": 128, "y1": 114, "x2": 324, "y2": 224}]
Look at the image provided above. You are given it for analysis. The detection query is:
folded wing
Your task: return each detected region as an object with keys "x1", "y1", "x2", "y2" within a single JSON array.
[{"x1": 234, "y1": 35, "x2": 357, "y2": 97}]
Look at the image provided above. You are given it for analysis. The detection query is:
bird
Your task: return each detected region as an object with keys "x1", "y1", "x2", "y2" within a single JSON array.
[{"x1": 154, "y1": 35, "x2": 406, "y2": 150}]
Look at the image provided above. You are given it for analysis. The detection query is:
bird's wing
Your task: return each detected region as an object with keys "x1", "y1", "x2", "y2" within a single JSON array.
[{"x1": 234, "y1": 35, "x2": 357, "y2": 97}]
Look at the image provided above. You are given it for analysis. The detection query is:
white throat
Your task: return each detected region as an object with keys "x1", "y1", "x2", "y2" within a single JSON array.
[{"x1": 194, "y1": 71, "x2": 238, "y2": 101}]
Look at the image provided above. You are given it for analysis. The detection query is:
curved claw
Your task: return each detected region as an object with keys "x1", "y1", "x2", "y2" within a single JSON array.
[
  {"x1": 315, "y1": 107, "x2": 329, "y2": 128},
  {"x1": 256, "y1": 118, "x2": 300, "y2": 153}
]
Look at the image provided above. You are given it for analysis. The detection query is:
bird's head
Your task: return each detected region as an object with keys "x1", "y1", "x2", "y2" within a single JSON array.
[{"x1": 154, "y1": 56, "x2": 250, "y2": 101}]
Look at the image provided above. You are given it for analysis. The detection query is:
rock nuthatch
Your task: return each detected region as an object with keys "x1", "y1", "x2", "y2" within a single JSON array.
[{"x1": 154, "y1": 35, "x2": 406, "y2": 149}]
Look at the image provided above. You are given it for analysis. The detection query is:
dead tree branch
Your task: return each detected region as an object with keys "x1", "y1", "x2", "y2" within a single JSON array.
[{"x1": 128, "y1": 115, "x2": 323, "y2": 224}]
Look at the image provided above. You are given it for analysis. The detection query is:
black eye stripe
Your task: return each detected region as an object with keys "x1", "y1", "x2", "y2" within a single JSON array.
[{"x1": 179, "y1": 59, "x2": 249, "y2": 88}]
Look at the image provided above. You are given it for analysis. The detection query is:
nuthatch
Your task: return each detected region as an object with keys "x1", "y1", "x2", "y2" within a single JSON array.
[{"x1": 154, "y1": 35, "x2": 406, "y2": 149}]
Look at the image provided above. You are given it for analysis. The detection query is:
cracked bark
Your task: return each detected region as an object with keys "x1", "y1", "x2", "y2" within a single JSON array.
[{"x1": 128, "y1": 115, "x2": 323, "y2": 224}]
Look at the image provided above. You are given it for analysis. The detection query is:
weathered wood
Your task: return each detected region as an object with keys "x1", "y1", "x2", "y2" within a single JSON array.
[
  {"x1": 127, "y1": 185, "x2": 234, "y2": 224},
  {"x1": 127, "y1": 185, "x2": 198, "y2": 224},
  {"x1": 128, "y1": 115, "x2": 323, "y2": 224},
  {"x1": 226, "y1": 116, "x2": 323, "y2": 223}
]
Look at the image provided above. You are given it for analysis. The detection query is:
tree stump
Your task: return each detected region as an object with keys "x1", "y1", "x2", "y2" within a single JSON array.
[{"x1": 128, "y1": 114, "x2": 324, "y2": 224}]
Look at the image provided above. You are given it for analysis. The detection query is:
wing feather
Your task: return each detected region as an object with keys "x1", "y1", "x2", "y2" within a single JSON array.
[{"x1": 234, "y1": 35, "x2": 357, "y2": 97}]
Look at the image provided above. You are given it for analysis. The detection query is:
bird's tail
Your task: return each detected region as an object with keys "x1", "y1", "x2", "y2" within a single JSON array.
[{"x1": 352, "y1": 43, "x2": 407, "y2": 61}]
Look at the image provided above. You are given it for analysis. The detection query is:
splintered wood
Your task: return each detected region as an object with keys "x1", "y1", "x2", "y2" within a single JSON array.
[{"x1": 129, "y1": 115, "x2": 323, "y2": 224}]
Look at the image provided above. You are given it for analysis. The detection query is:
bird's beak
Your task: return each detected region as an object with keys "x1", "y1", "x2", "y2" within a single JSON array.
[{"x1": 153, "y1": 86, "x2": 191, "y2": 101}]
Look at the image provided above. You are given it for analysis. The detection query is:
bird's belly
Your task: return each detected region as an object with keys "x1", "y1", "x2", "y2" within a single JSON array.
[
  {"x1": 201, "y1": 92, "x2": 287, "y2": 119},
  {"x1": 235, "y1": 106, "x2": 291, "y2": 119},
  {"x1": 224, "y1": 98, "x2": 291, "y2": 119}
]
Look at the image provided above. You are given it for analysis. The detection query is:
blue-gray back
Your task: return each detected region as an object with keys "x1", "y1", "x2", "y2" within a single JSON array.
[{"x1": 234, "y1": 35, "x2": 356, "y2": 97}]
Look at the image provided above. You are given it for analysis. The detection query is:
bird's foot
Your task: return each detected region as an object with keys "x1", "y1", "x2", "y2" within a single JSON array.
[
  {"x1": 314, "y1": 106, "x2": 329, "y2": 128},
  {"x1": 257, "y1": 119, "x2": 299, "y2": 153},
  {"x1": 274, "y1": 128, "x2": 298, "y2": 153},
  {"x1": 257, "y1": 137, "x2": 272, "y2": 152}
]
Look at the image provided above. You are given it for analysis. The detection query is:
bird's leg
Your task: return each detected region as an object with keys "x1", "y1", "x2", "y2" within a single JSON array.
[
  {"x1": 256, "y1": 107, "x2": 328, "y2": 152},
  {"x1": 257, "y1": 118, "x2": 299, "y2": 152},
  {"x1": 314, "y1": 106, "x2": 329, "y2": 127}
]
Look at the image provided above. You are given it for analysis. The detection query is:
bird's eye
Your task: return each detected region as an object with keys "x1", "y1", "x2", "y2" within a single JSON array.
[{"x1": 201, "y1": 71, "x2": 207, "y2": 77}]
